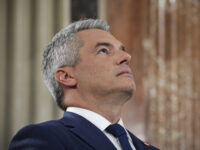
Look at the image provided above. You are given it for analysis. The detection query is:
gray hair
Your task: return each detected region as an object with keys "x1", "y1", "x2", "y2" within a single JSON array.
[{"x1": 41, "y1": 19, "x2": 110, "y2": 110}]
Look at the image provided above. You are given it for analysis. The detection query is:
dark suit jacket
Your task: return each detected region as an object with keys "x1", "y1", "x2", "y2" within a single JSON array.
[{"x1": 9, "y1": 112, "x2": 159, "y2": 150}]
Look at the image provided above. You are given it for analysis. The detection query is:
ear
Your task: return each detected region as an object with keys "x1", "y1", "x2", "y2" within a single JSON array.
[{"x1": 54, "y1": 67, "x2": 77, "y2": 87}]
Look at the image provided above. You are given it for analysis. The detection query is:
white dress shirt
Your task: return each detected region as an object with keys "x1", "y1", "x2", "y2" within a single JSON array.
[{"x1": 67, "y1": 107, "x2": 136, "y2": 150}]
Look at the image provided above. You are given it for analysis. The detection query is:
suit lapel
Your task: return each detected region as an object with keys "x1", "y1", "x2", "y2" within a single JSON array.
[
  {"x1": 128, "y1": 130, "x2": 150, "y2": 150},
  {"x1": 61, "y1": 112, "x2": 117, "y2": 150}
]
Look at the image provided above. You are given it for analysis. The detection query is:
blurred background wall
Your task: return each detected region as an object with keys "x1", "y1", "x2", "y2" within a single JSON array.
[{"x1": 0, "y1": 0, "x2": 199, "y2": 150}]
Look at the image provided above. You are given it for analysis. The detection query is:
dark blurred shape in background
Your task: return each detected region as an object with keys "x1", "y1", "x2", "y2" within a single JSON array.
[{"x1": 71, "y1": 0, "x2": 97, "y2": 21}]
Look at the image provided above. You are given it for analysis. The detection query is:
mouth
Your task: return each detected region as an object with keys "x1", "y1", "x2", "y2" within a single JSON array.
[{"x1": 116, "y1": 70, "x2": 133, "y2": 78}]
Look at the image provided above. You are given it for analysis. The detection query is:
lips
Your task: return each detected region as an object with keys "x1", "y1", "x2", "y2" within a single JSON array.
[{"x1": 116, "y1": 70, "x2": 133, "y2": 77}]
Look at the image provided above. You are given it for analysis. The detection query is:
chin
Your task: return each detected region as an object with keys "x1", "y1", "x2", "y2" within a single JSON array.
[
  {"x1": 115, "y1": 83, "x2": 135, "y2": 97},
  {"x1": 120, "y1": 79, "x2": 136, "y2": 91},
  {"x1": 124, "y1": 86, "x2": 134, "y2": 96},
  {"x1": 118, "y1": 88, "x2": 134, "y2": 102}
]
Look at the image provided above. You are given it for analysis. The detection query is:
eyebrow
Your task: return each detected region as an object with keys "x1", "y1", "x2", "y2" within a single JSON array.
[
  {"x1": 95, "y1": 42, "x2": 112, "y2": 48},
  {"x1": 94, "y1": 42, "x2": 125, "y2": 51}
]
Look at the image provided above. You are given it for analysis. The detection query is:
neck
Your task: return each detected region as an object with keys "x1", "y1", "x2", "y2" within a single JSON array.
[
  {"x1": 63, "y1": 89, "x2": 130, "y2": 123},
  {"x1": 84, "y1": 101, "x2": 123, "y2": 124}
]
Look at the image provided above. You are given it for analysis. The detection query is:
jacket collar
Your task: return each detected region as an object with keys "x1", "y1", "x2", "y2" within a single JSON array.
[{"x1": 61, "y1": 112, "x2": 117, "y2": 150}]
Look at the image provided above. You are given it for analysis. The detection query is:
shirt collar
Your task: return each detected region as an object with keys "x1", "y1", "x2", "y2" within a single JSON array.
[{"x1": 66, "y1": 107, "x2": 125, "y2": 131}]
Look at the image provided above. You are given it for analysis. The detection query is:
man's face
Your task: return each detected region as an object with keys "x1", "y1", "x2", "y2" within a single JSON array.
[{"x1": 74, "y1": 29, "x2": 136, "y2": 100}]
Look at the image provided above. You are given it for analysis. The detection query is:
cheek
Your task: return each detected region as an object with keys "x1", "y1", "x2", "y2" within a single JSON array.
[
  {"x1": 75, "y1": 63, "x2": 99, "y2": 81},
  {"x1": 80, "y1": 64, "x2": 113, "y2": 83},
  {"x1": 75, "y1": 56, "x2": 115, "y2": 82},
  {"x1": 92, "y1": 63, "x2": 113, "y2": 79}
]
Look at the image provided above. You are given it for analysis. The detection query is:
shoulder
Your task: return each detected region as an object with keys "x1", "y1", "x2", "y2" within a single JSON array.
[
  {"x1": 15, "y1": 119, "x2": 66, "y2": 138},
  {"x1": 9, "y1": 119, "x2": 69, "y2": 150}
]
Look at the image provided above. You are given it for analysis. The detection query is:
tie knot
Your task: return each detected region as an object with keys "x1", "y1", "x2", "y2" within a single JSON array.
[{"x1": 106, "y1": 124, "x2": 127, "y2": 137}]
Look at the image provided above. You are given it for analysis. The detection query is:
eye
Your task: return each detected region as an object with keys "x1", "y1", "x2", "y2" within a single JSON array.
[
  {"x1": 121, "y1": 46, "x2": 126, "y2": 52},
  {"x1": 98, "y1": 48, "x2": 109, "y2": 54}
]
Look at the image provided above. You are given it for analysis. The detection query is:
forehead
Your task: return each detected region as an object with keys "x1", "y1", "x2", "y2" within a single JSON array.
[{"x1": 75, "y1": 29, "x2": 122, "y2": 46}]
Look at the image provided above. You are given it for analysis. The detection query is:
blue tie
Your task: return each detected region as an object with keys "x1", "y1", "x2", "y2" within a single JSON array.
[{"x1": 106, "y1": 124, "x2": 133, "y2": 150}]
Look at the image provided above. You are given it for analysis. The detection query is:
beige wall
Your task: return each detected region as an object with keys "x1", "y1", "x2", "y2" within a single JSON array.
[
  {"x1": 0, "y1": 0, "x2": 70, "y2": 149},
  {"x1": 107, "y1": 0, "x2": 200, "y2": 150},
  {"x1": 145, "y1": 1, "x2": 200, "y2": 149}
]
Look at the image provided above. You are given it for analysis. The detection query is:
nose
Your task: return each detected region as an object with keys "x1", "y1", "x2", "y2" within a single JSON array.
[{"x1": 116, "y1": 51, "x2": 131, "y2": 66}]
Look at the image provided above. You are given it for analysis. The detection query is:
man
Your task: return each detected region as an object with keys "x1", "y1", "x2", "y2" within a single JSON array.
[{"x1": 9, "y1": 19, "x2": 159, "y2": 150}]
